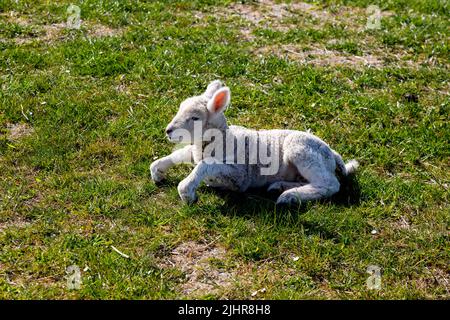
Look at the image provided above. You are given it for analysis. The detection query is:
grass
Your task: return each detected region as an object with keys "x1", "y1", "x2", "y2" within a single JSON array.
[{"x1": 0, "y1": 0, "x2": 448, "y2": 299}]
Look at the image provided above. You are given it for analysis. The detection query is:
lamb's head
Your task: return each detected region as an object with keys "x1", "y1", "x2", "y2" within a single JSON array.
[{"x1": 165, "y1": 80, "x2": 231, "y2": 143}]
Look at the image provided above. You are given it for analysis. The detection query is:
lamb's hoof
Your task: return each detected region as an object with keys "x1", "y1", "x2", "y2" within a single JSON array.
[
  {"x1": 150, "y1": 161, "x2": 165, "y2": 183},
  {"x1": 276, "y1": 191, "x2": 302, "y2": 207},
  {"x1": 177, "y1": 179, "x2": 198, "y2": 204}
]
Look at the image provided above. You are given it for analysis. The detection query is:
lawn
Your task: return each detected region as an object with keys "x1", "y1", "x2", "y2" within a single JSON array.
[{"x1": 0, "y1": 0, "x2": 448, "y2": 299}]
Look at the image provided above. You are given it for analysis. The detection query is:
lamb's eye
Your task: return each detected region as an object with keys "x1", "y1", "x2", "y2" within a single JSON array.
[{"x1": 191, "y1": 116, "x2": 200, "y2": 121}]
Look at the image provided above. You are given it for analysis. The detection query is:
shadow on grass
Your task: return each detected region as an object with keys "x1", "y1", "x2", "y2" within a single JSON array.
[
  {"x1": 207, "y1": 174, "x2": 361, "y2": 212},
  {"x1": 155, "y1": 174, "x2": 361, "y2": 242},
  {"x1": 201, "y1": 174, "x2": 362, "y2": 241}
]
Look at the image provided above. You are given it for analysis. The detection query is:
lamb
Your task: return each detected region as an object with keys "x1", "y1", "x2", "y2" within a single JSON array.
[{"x1": 150, "y1": 80, "x2": 359, "y2": 205}]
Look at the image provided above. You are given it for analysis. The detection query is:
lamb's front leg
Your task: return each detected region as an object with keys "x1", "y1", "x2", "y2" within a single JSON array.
[
  {"x1": 177, "y1": 161, "x2": 245, "y2": 204},
  {"x1": 150, "y1": 145, "x2": 193, "y2": 183}
]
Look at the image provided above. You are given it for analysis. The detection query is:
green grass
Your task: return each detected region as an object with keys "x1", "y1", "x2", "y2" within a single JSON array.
[{"x1": 0, "y1": 0, "x2": 448, "y2": 299}]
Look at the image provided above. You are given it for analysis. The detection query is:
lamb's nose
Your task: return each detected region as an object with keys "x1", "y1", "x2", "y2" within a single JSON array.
[{"x1": 165, "y1": 127, "x2": 173, "y2": 135}]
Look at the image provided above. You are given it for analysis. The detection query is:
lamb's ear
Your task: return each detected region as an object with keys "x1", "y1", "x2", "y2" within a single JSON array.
[
  {"x1": 207, "y1": 87, "x2": 230, "y2": 114},
  {"x1": 203, "y1": 80, "x2": 223, "y2": 98}
]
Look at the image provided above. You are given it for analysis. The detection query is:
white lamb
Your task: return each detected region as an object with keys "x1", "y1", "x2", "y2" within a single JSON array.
[{"x1": 150, "y1": 80, "x2": 359, "y2": 205}]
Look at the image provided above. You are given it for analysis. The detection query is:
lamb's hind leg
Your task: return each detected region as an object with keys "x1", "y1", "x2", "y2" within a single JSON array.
[
  {"x1": 276, "y1": 160, "x2": 340, "y2": 205},
  {"x1": 267, "y1": 181, "x2": 307, "y2": 193}
]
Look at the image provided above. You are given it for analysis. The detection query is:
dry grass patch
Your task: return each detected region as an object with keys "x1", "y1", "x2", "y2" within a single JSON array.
[
  {"x1": 189, "y1": 2, "x2": 404, "y2": 68},
  {"x1": 394, "y1": 215, "x2": 413, "y2": 230},
  {"x1": 255, "y1": 44, "x2": 384, "y2": 68},
  {"x1": 1, "y1": 12, "x2": 124, "y2": 44},
  {"x1": 159, "y1": 241, "x2": 233, "y2": 297},
  {"x1": 88, "y1": 24, "x2": 123, "y2": 38},
  {"x1": 430, "y1": 268, "x2": 450, "y2": 297},
  {"x1": 412, "y1": 267, "x2": 450, "y2": 298},
  {"x1": 253, "y1": 41, "x2": 441, "y2": 69},
  {"x1": 0, "y1": 217, "x2": 32, "y2": 234},
  {"x1": 158, "y1": 240, "x2": 310, "y2": 299},
  {"x1": 6, "y1": 123, "x2": 34, "y2": 141},
  {"x1": 39, "y1": 22, "x2": 124, "y2": 42},
  {"x1": 216, "y1": 0, "x2": 392, "y2": 34}
]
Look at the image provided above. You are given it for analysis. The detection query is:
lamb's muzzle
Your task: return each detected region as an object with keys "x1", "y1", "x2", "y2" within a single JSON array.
[{"x1": 150, "y1": 80, "x2": 359, "y2": 205}]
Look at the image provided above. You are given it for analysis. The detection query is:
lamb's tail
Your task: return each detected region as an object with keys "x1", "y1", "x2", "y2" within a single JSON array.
[{"x1": 333, "y1": 151, "x2": 359, "y2": 176}]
